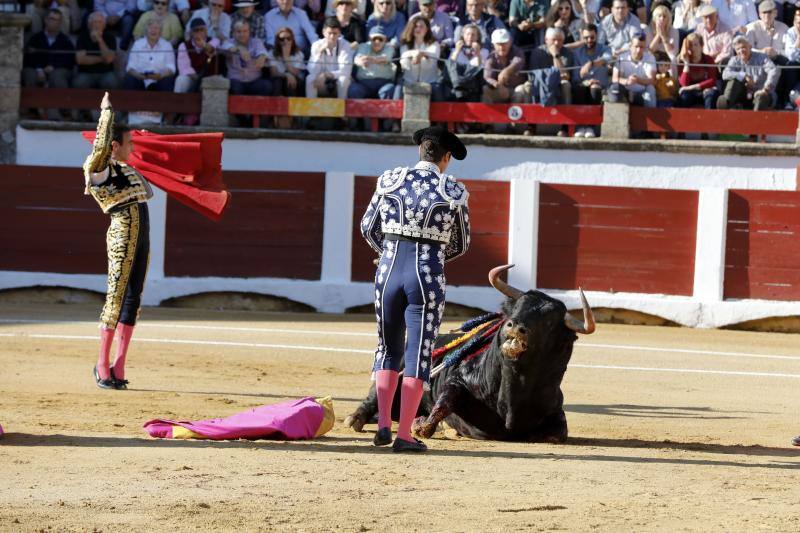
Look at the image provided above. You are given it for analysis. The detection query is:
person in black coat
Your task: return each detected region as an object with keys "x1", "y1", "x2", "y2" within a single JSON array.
[{"x1": 22, "y1": 9, "x2": 75, "y2": 90}]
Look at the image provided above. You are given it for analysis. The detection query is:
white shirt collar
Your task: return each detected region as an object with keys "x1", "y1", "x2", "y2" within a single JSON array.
[{"x1": 414, "y1": 160, "x2": 442, "y2": 175}]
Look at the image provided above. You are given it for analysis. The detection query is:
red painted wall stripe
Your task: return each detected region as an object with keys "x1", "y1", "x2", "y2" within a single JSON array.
[
  {"x1": 0, "y1": 165, "x2": 107, "y2": 274},
  {"x1": 724, "y1": 190, "x2": 800, "y2": 300},
  {"x1": 538, "y1": 184, "x2": 698, "y2": 295},
  {"x1": 351, "y1": 176, "x2": 510, "y2": 287},
  {"x1": 165, "y1": 171, "x2": 325, "y2": 279},
  {"x1": 630, "y1": 107, "x2": 798, "y2": 136}
]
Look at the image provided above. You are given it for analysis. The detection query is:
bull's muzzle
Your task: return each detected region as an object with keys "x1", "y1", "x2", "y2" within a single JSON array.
[{"x1": 500, "y1": 320, "x2": 528, "y2": 360}]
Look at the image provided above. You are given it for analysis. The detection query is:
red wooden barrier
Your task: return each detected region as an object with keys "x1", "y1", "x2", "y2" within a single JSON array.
[
  {"x1": 165, "y1": 171, "x2": 326, "y2": 279},
  {"x1": 429, "y1": 103, "x2": 603, "y2": 135},
  {"x1": 538, "y1": 184, "x2": 699, "y2": 295},
  {"x1": 0, "y1": 165, "x2": 107, "y2": 274},
  {"x1": 19, "y1": 88, "x2": 202, "y2": 114},
  {"x1": 724, "y1": 190, "x2": 800, "y2": 300},
  {"x1": 351, "y1": 176, "x2": 510, "y2": 287},
  {"x1": 629, "y1": 107, "x2": 798, "y2": 138}
]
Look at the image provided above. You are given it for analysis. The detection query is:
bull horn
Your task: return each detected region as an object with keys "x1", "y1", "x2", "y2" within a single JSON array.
[
  {"x1": 564, "y1": 287, "x2": 596, "y2": 334},
  {"x1": 488, "y1": 264, "x2": 524, "y2": 299}
]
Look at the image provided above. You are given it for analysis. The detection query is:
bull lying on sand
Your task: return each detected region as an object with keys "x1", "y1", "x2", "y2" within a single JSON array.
[{"x1": 344, "y1": 265, "x2": 595, "y2": 442}]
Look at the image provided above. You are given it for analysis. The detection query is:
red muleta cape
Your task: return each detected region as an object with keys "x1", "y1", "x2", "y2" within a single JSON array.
[{"x1": 82, "y1": 130, "x2": 230, "y2": 222}]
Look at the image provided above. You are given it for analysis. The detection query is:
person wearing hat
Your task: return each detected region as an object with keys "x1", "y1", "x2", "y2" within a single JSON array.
[
  {"x1": 318, "y1": 0, "x2": 365, "y2": 44},
  {"x1": 367, "y1": 0, "x2": 407, "y2": 46},
  {"x1": 717, "y1": 34, "x2": 779, "y2": 110},
  {"x1": 746, "y1": 0, "x2": 789, "y2": 59},
  {"x1": 482, "y1": 27, "x2": 526, "y2": 106},
  {"x1": 232, "y1": 0, "x2": 266, "y2": 41},
  {"x1": 360, "y1": 126, "x2": 470, "y2": 453},
  {"x1": 348, "y1": 25, "x2": 397, "y2": 100},
  {"x1": 695, "y1": 4, "x2": 734, "y2": 65},
  {"x1": 306, "y1": 17, "x2": 353, "y2": 97},
  {"x1": 175, "y1": 17, "x2": 220, "y2": 97}
]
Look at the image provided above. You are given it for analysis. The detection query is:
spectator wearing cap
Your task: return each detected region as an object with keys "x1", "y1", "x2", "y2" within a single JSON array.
[
  {"x1": 134, "y1": 0, "x2": 185, "y2": 47},
  {"x1": 746, "y1": 1, "x2": 789, "y2": 59},
  {"x1": 608, "y1": 32, "x2": 657, "y2": 107},
  {"x1": 124, "y1": 18, "x2": 177, "y2": 91},
  {"x1": 74, "y1": 11, "x2": 119, "y2": 91},
  {"x1": 416, "y1": 0, "x2": 454, "y2": 48},
  {"x1": 694, "y1": 4, "x2": 733, "y2": 65},
  {"x1": 93, "y1": 0, "x2": 137, "y2": 49},
  {"x1": 232, "y1": 1, "x2": 266, "y2": 41},
  {"x1": 366, "y1": 0, "x2": 407, "y2": 46},
  {"x1": 508, "y1": 0, "x2": 549, "y2": 49},
  {"x1": 396, "y1": 15, "x2": 446, "y2": 100},
  {"x1": 599, "y1": 0, "x2": 642, "y2": 57},
  {"x1": 222, "y1": 19, "x2": 273, "y2": 95},
  {"x1": 175, "y1": 18, "x2": 220, "y2": 94},
  {"x1": 22, "y1": 9, "x2": 74, "y2": 94},
  {"x1": 348, "y1": 25, "x2": 397, "y2": 99},
  {"x1": 455, "y1": 0, "x2": 506, "y2": 49},
  {"x1": 186, "y1": 0, "x2": 232, "y2": 42},
  {"x1": 717, "y1": 35, "x2": 779, "y2": 110},
  {"x1": 270, "y1": 26, "x2": 306, "y2": 97},
  {"x1": 319, "y1": 0, "x2": 365, "y2": 44},
  {"x1": 265, "y1": 0, "x2": 320, "y2": 55},
  {"x1": 324, "y1": 0, "x2": 368, "y2": 20},
  {"x1": 482, "y1": 27, "x2": 526, "y2": 104},
  {"x1": 306, "y1": 17, "x2": 353, "y2": 97}
]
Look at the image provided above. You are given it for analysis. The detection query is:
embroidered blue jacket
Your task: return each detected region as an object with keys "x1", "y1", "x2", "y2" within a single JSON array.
[{"x1": 360, "y1": 161, "x2": 471, "y2": 263}]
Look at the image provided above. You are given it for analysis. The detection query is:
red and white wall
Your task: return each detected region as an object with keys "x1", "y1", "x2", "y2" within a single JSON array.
[{"x1": 2, "y1": 125, "x2": 799, "y2": 328}]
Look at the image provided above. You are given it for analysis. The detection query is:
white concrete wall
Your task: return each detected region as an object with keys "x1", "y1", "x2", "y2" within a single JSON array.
[{"x1": 7, "y1": 127, "x2": 800, "y2": 327}]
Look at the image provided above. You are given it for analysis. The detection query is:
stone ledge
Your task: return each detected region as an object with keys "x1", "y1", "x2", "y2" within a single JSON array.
[
  {"x1": 0, "y1": 13, "x2": 32, "y2": 28},
  {"x1": 17, "y1": 119, "x2": 800, "y2": 157}
]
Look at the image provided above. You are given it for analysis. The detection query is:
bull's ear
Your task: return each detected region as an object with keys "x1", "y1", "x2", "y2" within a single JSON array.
[{"x1": 564, "y1": 287, "x2": 595, "y2": 334}]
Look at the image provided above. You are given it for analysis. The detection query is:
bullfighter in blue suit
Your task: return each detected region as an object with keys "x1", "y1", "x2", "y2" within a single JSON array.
[{"x1": 360, "y1": 126, "x2": 471, "y2": 453}]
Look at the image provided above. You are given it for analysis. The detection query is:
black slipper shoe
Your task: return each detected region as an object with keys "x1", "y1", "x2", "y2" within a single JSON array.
[
  {"x1": 109, "y1": 366, "x2": 129, "y2": 390},
  {"x1": 792, "y1": 435, "x2": 800, "y2": 447},
  {"x1": 392, "y1": 437, "x2": 428, "y2": 453},
  {"x1": 93, "y1": 366, "x2": 115, "y2": 389},
  {"x1": 373, "y1": 427, "x2": 392, "y2": 446}
]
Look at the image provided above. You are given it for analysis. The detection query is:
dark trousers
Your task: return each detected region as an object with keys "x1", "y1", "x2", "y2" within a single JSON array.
[
  {"x1": 347, "y1": 78, "x2": 396, "y2": 99},
  {"x1": 717, "y1": 79, "x2": 773, "y2": 110},
  {"x1": 372, "y1": 239, "x2": 446, "y2": 385},
  {"x1": 677, "y1": 87, "x2": 719, "y2": 109},
  {"x1": 122, "y1": 74, "x2": 176, "y2": 91},
  {"x1": 573, "y1": 83, "x2": 604, "y2": 105},
  {"x1": 230, "y1": 77, "x2": 273, "y2": 95}
]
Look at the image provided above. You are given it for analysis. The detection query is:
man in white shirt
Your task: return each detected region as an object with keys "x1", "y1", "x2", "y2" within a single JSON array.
[
  {"x1": 746, "y1": 0, "x2": 789, "y2": 59},
  {"x1": 608, "y1": 32, "x2": 656, "y2": 106},
  {"x1": 599, "y1": 0, "x2": 643, "y2": 57},
  {"x1": 265, "y1": 0, "x2": 319, "y2": 55},
  {"x1": 123, "y1": 18, "x2": 176, "y2": 91},
  {"x1": 306, "y1": 17, "x2": 353, "y2": 97}
]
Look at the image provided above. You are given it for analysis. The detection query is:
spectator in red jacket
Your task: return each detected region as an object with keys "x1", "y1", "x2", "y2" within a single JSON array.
[{"x1": 677, "y1": 32, "x2": 719, "y2": 109}]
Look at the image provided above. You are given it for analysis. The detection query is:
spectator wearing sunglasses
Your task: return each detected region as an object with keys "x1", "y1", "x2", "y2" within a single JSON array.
[
  {"x1": 137, "y1": 0, "x2": 191, "y2": 24},
  {"x1": 367, "y1": 0, "x2": 407, "y2": 46},
  {"x1": 270, "y1": 27, "x2": 306, "y2": 97},
  {"x1": 186, "y1": 0, "x2": 233, "y2": 41},
  {"x1": 134, "y1": 0, "x2": 185, "y2": 46},
  {"x1": 349, "y1": 25, "x2": 397, "y2": 99}
]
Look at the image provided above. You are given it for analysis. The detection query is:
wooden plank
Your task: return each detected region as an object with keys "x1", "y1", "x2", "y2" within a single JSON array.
[
  {"x1": 165, "y1": 171, "x2": 325, "y2": 279},
  {"x1": 537, "y1": 184, "x2": 698, "y2": 295},
  {"x1": 227, "y1": 95, "x2": 288, "y2": 115},
  {"x1": 288, "y1": 97, "x2": 345, "y2": 117},
  {"x1": 429, "y1": 103, "x2": 603, "y2": 125},
  {"x1": 20, "y1": 88, "x2": 201, "y2": 114},
  {"x1": 345, "y1": 99, "x2": 404, "y2": 119},
  {"x1": 630, "y1": 107, "x2": 798, "y2": 136},
  {"x1": 350, "y1": 176, "x2": 510, "y2": 287}
]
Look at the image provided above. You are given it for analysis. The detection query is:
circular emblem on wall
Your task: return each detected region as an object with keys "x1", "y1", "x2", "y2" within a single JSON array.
[{"x1": 507, "y1": 105, "x2": 523, "y2": 121}]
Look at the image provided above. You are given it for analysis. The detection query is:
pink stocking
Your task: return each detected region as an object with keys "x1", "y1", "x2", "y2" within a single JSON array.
[
  {"x1": 375, "y1": 370, "x2": 399, "y2": 430},
  {"x1": 96, "y1": 326, "x2": 115, "y2": 380},
  {"x1": 113, "y1": 323, "x2": 135, "y2": 380},
  {"x1": 396, "y1": 377, "x2": 424, "y2": 443}
]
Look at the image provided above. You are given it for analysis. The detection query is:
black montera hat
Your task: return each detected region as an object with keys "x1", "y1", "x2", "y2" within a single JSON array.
[{"x1": 412, "y1": 126, "x2": 467, "y2": 160}]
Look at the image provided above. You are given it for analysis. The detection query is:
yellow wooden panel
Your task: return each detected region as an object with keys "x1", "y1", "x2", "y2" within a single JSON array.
[{"x1": 288, "y1": 97, "x2": 345, "y2": 117}]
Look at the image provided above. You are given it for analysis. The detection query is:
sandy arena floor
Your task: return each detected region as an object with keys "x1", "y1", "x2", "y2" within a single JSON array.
[{"x1": 1, "y1": 303, "x2": 799, "y2": 532}]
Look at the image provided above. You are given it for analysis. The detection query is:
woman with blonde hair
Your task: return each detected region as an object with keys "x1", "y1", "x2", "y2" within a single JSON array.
[
  {"x1": 646, "y1": 4, "x2": 680, "y2": 60},
  {"x1": 676, "y1": 32, "x2": 719, "y2": 108},
  {"x1": 366, "y1": 0, "x2": 407, "y2": 45}
]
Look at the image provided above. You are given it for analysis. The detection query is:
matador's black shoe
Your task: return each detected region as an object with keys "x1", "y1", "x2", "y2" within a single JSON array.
[
  {"x1": 109, "y1": 366, "x2": 129, "y2": 390},
  {"x1": 93, "y1": 366, "x2": 115, "y2": 389},
  {"x1": 373, "y1": 427, "x2": 392, "y2": 446},
  {"x1": 792, "y1": 435, "x2": 800, "y2": 447},
  {"x1": 392, "y1": 437, "x2": 428, "y2": 453}
]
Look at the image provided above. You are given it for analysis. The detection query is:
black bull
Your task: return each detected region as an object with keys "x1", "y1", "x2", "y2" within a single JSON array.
[{"x1": 344, "y1": 265, "x2": 596, "y2": 442}]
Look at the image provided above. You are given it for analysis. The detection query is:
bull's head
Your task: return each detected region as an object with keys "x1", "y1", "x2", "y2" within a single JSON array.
[{"x1": 489, "y1": 264, "x2": 595, "y2": 360}]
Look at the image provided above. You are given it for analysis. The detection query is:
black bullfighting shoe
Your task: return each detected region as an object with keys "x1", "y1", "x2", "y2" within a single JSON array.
[
  {"x1": 110, "y1": 366, "x2": 129, "y2": 390},
  {"x1": 373, "y1": 427, "x2": 392, "y2": 446},
  {"x1": 392, "y1": 437, "x2": 428, "y2": 453},
  {"x1": 93, "y1": 366, "x2": 115, "y2": 389},
  {"x1": 792, "y1": 435, "x2": 800, "y2": 447}
]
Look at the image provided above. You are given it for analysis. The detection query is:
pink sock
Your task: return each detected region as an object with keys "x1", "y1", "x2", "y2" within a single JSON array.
[
  {"x1": 375, "y1": 370, "x2": 399, "y2": 430},
  {"x1": 113, "y1": 323, "x2": 135, "y2": 380},
  {"x1": 97, "y1": 327, "x2": 115, "y2": 380},
  {"x1": 396, "y1": 377, "x2": 424, "y2": 443}
]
